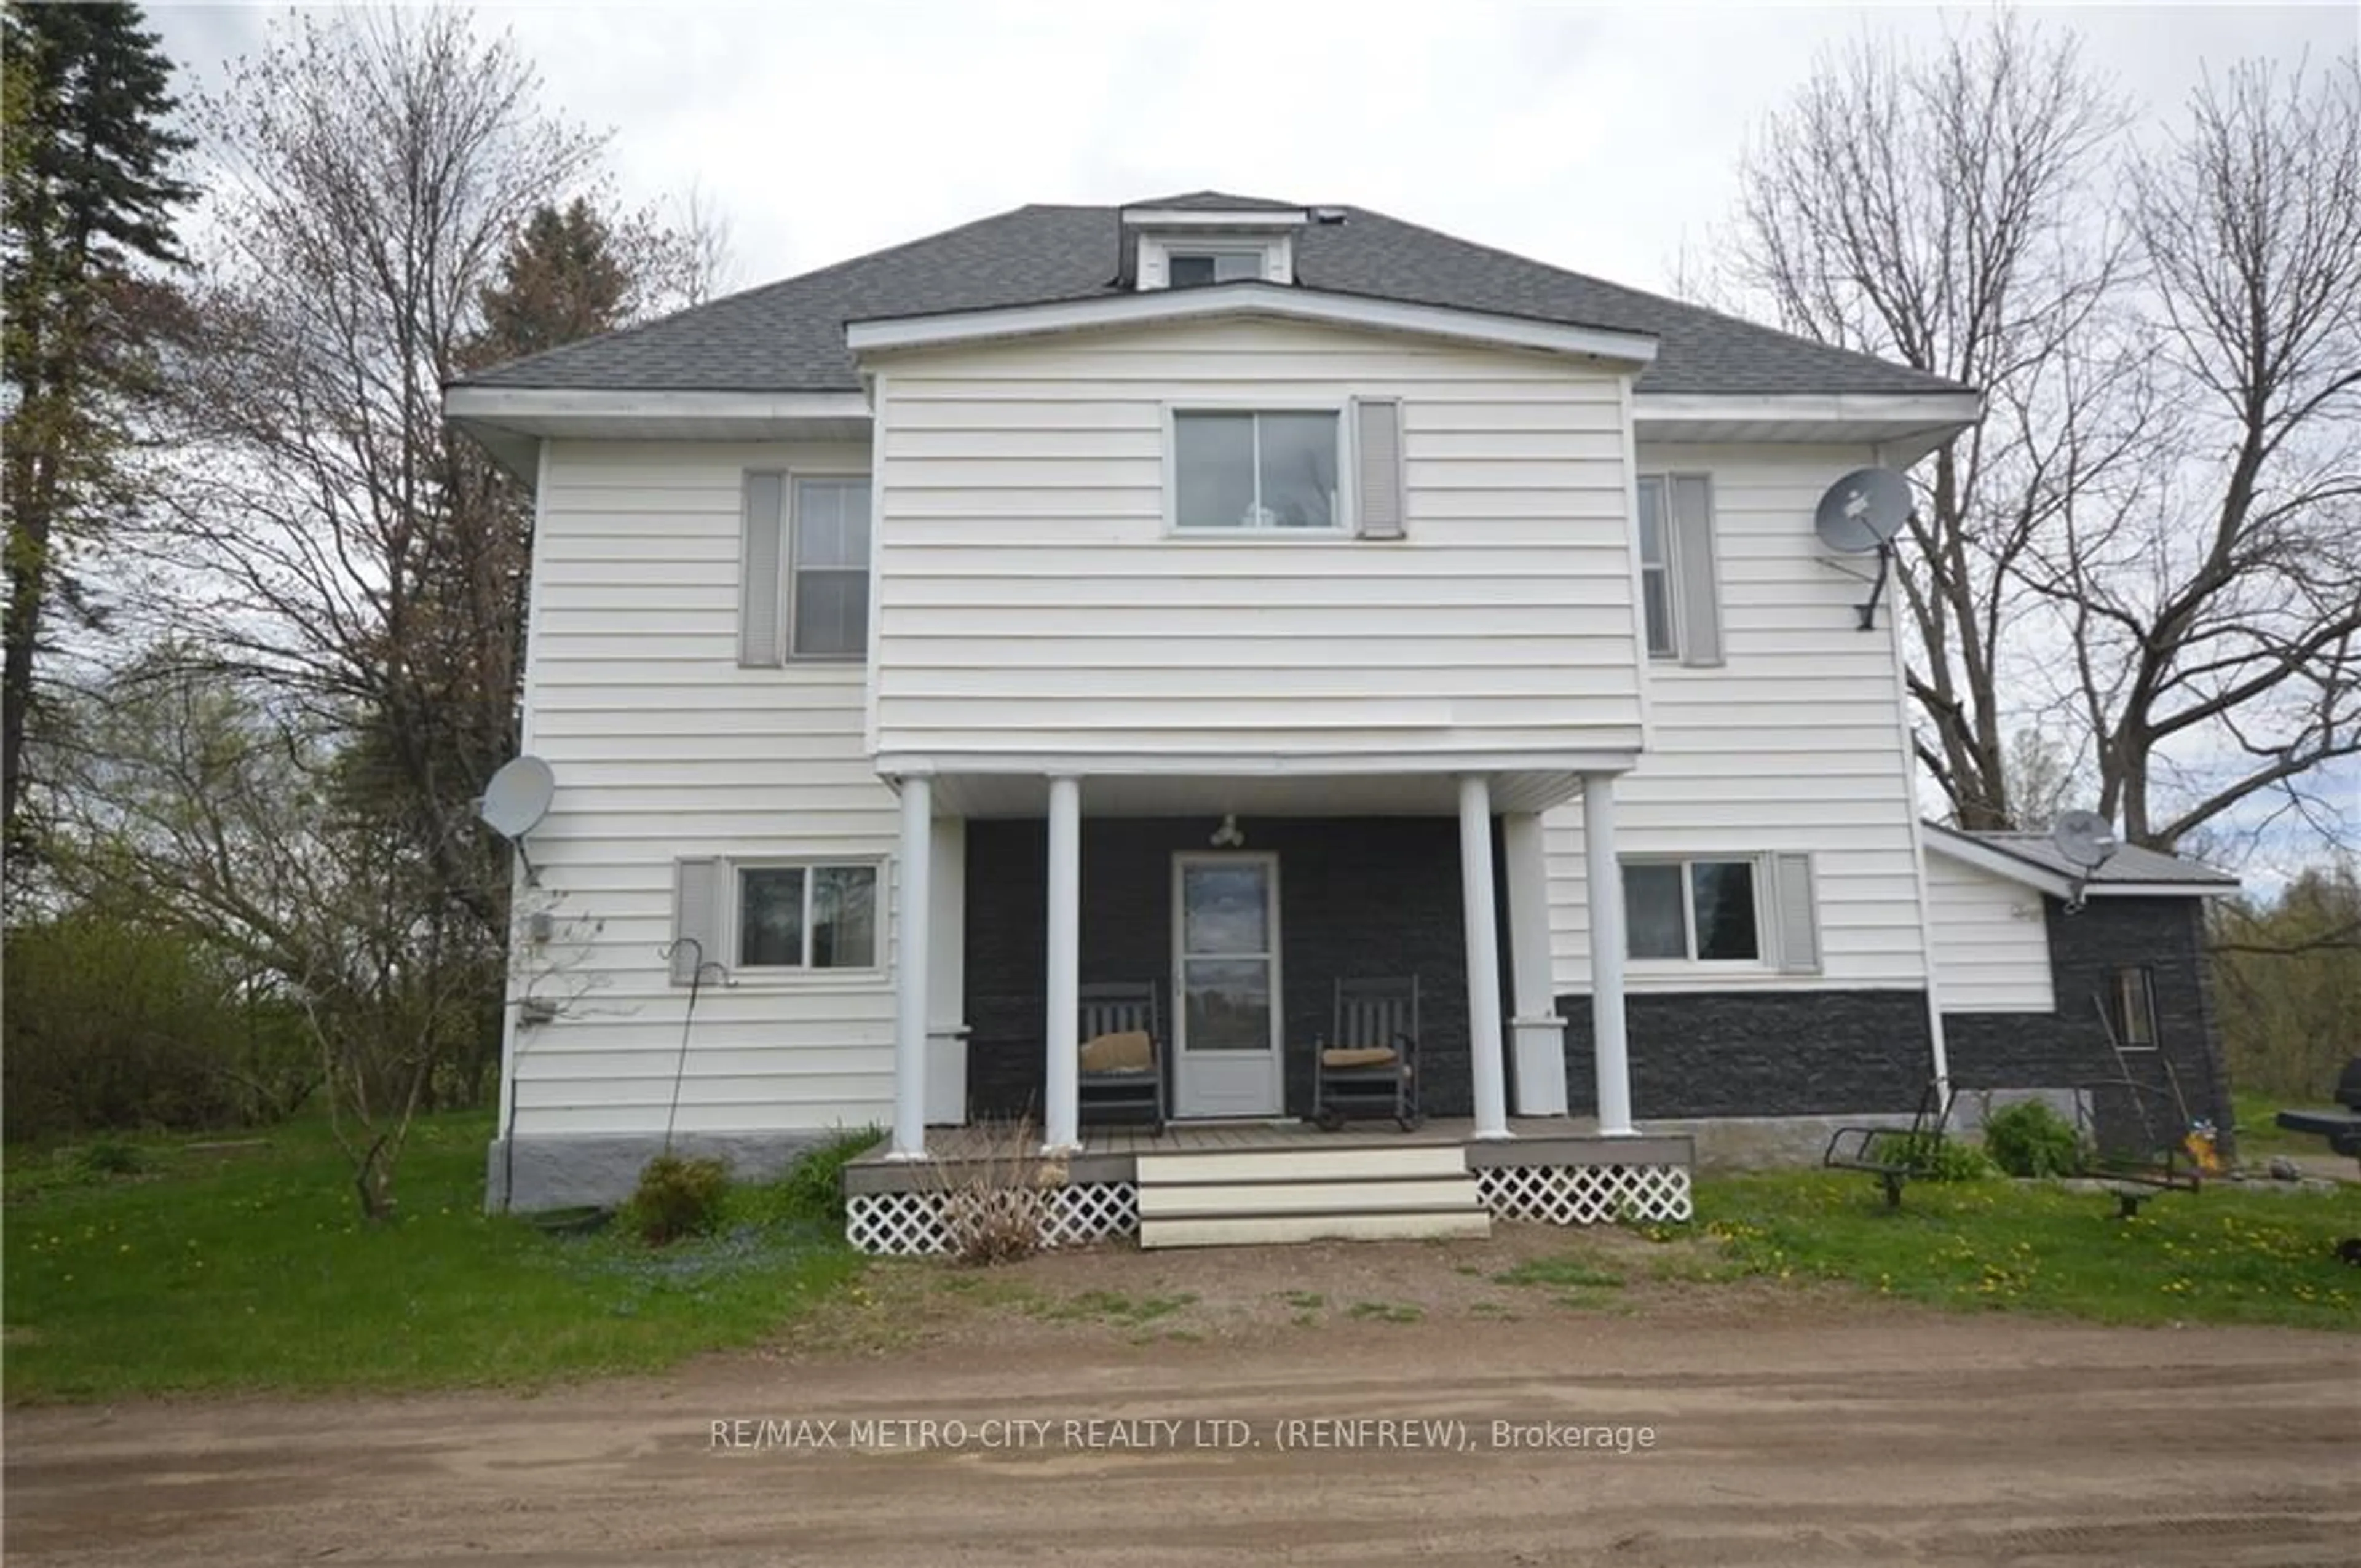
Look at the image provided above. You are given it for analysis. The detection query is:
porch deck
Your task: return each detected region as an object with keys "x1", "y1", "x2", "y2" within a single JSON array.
[{"x1": 842, "y1": 1116, "x2": 1693, "y2": 1195}]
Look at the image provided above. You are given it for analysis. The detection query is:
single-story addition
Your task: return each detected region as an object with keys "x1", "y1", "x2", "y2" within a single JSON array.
[{"x1": 443, "y1": 190, "x2": 2234, "y2": 1252}]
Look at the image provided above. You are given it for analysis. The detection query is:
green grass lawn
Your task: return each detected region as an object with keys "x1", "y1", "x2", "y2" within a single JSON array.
[
  {"x1": 2229, "y1": 1085, "x2": 2328, "y2": 1162},
  {"x1": 1682, "y1": 1170, "x2": 2360, "y2": 1330},
  {"x1": 2, "y1": 1112, "x2": 864, "y2": 1403}
]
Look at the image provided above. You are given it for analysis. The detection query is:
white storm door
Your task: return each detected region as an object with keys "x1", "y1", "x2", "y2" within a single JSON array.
[{"x1": 1172, "y1": 853, "x2": 1284, "y2": 1119}]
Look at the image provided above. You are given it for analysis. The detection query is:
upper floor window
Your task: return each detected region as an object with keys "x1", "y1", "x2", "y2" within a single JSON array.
[
  {"x1": 1173, "y1": 410, "x2": 1340, "y2": 531},
  {"x1": 740, "y1": 472, "x2": 871, "y2": 665},
  {"x1": 1134, "y1": 231, "x2": 1292, "y2": 290},
  {"x1": 1635, "y1": 473, "x2": 1723, "y2": 666}
]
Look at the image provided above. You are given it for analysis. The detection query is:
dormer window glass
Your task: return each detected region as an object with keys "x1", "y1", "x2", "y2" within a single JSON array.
[{"x1": 1168, "y1": 251, "x2": 1264, "y2": 288}]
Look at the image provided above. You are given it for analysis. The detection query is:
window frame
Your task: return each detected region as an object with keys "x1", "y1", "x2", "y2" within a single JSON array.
[
  {"x1": 749, "y1": 468, "x2": 873, "y2": 666},
  {"x1": 1634, "y1": 474, "x2": 1679, "y2": 659},
  {"x1": 1634, "y1": 470, "x2": 1717, "y2": 663},
  {"x1": 1136, "y1": 231, "x2": 1291, "y2": 290},
  {"x1": 1163, "y1": 402, "x2": 1351, "y2": 538},
  {"x1": 1621, "y1": 853, "x2": 1771, "y2": 968},
  {"x1": 2109, "y1": 965, "x2": 2159, "y2": 1050},
  {"x1": 730, "y1": 858, "x2": 885, "y2": 976}
]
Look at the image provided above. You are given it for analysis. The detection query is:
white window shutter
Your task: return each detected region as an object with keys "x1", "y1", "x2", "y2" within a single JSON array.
[
  {"x1": 1671, "y1": 474, "x2": 1722, "y2": 666},
  {"x1": 739, "y1": 473, "x2": 785, "y2": 667},
  {"x1": 1353, "y1": 398, "x2": 1406, "y2": 540},
  {"x1": 672, "y1": 858, "x2": 723, "y2": 984},
  {"x1": 1773, "y1": 853, "x2": 1821, "y2": 974}
]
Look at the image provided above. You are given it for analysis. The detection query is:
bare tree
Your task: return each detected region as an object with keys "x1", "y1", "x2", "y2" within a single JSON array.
[
  {"x1": 1726, "y1": 14, "x2": 2134, "y2": 829},
  {"x1": 2022, "y1": 57, "x2": 2361, "y2": 849}
]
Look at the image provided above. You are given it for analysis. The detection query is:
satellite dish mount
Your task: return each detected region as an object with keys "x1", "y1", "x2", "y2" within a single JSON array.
[
  {"x1": 1813, "y1": 467, "x2": 1913, "y2": 632},
  {"x1": 479, "y1": 754, "x2": 556, "y2": 887},
  {"x1": 2047, "y1": 809, "x2": 2118, "y2": 914}
]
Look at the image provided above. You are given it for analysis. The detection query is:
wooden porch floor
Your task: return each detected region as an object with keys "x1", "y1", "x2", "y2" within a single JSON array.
[{"x1": 842, "y1": 1116, "x2": 1693, "y2": 1195}]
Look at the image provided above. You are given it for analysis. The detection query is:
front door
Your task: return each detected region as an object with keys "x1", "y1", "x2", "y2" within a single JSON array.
[{"x1": 1172, "y1": 853, "x2": 1284, "y2": 1119}]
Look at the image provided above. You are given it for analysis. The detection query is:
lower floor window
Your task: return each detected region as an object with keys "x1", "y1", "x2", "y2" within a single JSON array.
[
  {"x1": 2109, "y1": 967, "x2": 2157, "y2": 1048},
  {"x1": 1624, "y1": 858, "x2": 1760, "y2": 962},
  {"x1": 738, "y1": 863, "x2": 879, "y2": 969}
]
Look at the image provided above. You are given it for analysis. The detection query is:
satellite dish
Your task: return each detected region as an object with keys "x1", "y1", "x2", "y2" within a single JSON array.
[
  {"x1": 1814, "y1": 467, "x2": 1913, "y2": 554},
  {"x1": 480, "y1": 755, "x2": 555, "y2": 885},
  {"x1": 1813, "y1": 468, "x2": 1914, "y2": 632},
  {"x1": 480, "y1": 755, "x2": 555, "y2": 840},
  {"x1": 2049, "y1": 809, "x2": 2118, "y2": 914}
]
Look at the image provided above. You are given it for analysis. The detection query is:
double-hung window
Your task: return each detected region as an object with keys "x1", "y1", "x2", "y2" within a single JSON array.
[
  {"x1": 1173, "y1": 410, "x2": 1340, "y2": 531},
  {"x1": 740, "y1": 473, "x2": 871, "y2": 665},
  {"x1": 737, "y1": 862, "x2": 880, "y2": 971},
  {"x1": 1635, "y1": 473, "x2": 1722, "y2": 665}
]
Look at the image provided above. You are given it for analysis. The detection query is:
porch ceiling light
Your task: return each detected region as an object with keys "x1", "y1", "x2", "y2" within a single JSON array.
[{"x1": 1211, "y1": 814, "x2": 1246, "y2": 849}]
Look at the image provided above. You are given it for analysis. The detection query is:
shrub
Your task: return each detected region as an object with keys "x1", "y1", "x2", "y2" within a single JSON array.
[
  {"x1": 927, "y1": 1119, "x2": 1054, "y2": 1266},
  {"x1": 73, "y1": 1138, "x2": 149, "y2": 1178},
  {"x1": 1982, "y1": 1099, "x2": 2086, "y2": 1178},
  {"x1": 1869, "y1": 1130, "x2": 1998, "y2": 1181},
  {"x1": 769, "y1": 1126, "x2": 883, "y2": 1228},
  {"x1": 623, "y1": 1154, "x2": 732, "y2": 1246}
]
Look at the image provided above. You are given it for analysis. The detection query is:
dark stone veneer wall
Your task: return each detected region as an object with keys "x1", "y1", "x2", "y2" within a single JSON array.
[
  {"x1": 959, "y1": 818, "x2": 2228, "y2": 1141},
  {"x1": 1943, "y1": 895, "x2": 2232, "y2": 1158}
]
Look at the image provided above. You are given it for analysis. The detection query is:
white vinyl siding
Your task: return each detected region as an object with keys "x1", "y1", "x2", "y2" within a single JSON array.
[
  {"x1": 870, "y1": 317, "x2": 1643, "y2": 763},
  {"x1": 505, "y1": 438, "x2": 902, "y2": 1137},
  {"x1": 1926, "y1": 849, "x2": 2057, "y2": 1013},
  {"x1": 1545, "y1": 446, "x2": 1930, "y2": 994}
]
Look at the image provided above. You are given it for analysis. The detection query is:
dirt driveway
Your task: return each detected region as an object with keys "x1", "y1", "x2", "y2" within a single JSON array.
[{"x1": 7, "y1": 1233, "x2": 2358, "y2": 1567}]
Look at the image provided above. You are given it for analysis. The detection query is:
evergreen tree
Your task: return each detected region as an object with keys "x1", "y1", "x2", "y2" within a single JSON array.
[{"x1": 2, "y1": 1, "x2": 196, "y2": 847}]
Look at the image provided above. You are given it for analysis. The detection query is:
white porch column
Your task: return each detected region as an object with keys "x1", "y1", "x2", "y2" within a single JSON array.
[
  {"x1": 1582, "y1": 772, "x2": 1637, "y2": 1136},
  {"x1": 924, "y1": 814, "x2": 969, "y2": 1127},
  {"x1": 1043, "y1": 775, "x2": 1083, "y2": 1153},
  {"x1": 888, "y1": 775, "x2": 933, "y2": 1159},
  {"x1": 1503, "y1": 811, "x2": 1568, "y2": 1116},
  {"x1": 1458, "y1": 775, "x2": 1512, "y2": 1140}
]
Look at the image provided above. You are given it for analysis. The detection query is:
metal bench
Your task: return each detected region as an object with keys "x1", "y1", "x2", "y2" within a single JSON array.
[{"x1": 1823, "y1": 1080, "x2": 1953, "y2": 1208}]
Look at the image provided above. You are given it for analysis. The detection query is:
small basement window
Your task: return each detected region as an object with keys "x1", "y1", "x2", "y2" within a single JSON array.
[
  {"x1": 1624, "y1": 858, "x2": 1762, "y2": 962},
  {"x1": 1173, "y1": 410, "x2": 1340, "y2": 530},
  {"x1": 738, "y1": 863, "x2": 879, "y2": 970}
]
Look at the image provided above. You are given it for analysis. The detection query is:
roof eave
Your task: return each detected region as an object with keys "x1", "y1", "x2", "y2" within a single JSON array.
[
  {"x1": 845, "y1": 283, "x2": 1660, "y2": 368},
  {"x1": 1635, "y1": 390, "x2": 1984, "y2": 464},
  {"x1": 1921, "y1": 823, "x2": 2240, "y2": 899}
]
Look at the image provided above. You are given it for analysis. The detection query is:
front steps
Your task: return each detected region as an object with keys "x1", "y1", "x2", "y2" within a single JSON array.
[{"x1": 1134, "y1": 1142, "x2": 1490, "y2": 1249}]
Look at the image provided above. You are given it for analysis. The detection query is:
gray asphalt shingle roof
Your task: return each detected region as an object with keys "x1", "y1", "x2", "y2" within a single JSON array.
[
  {"x1": 1929, "y1": 826, "x2": 2238, "y2": 888},
  {"x1": 457, "y1": 194, "x2": 1971, "y2": 398}
]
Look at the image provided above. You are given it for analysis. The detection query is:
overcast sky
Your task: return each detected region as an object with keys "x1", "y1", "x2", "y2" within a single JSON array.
[{"x1": 149, "y1": 1, "x2": 2355, "y2": 301}]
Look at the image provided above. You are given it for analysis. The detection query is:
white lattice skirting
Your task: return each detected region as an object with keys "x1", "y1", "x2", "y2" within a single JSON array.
[
  {"x1": 1476, "y1": 1163, "x2": 1694, "y2": 1225},
  {"x1": 845, "y1": 1182, "x2": 1141, "y2": 1256}
]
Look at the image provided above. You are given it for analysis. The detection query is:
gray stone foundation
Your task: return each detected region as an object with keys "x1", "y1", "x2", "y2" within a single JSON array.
[{"x1": 484, "y1": 1131, "x2": 837, "y2": 1213}]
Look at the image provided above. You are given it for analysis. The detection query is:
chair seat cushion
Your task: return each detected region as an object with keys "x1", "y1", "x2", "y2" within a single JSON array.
[
  {"x1": 1080, "y1": 1030, "x2": 1154, "y2": 1073},
  {"x1": 1321, "y1": 1046, "x2": 1399, "y2": 1069}
]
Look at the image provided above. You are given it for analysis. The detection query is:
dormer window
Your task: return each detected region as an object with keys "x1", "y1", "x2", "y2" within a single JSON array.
[
  {"x1": 1121, "y1": 199, "x2": 1310, "y2": 291},
  {"x1": 1168, "y1": 250, "x2": 1265, "y2": 288}
]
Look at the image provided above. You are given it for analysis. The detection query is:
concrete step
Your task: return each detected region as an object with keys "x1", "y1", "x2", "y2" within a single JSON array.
[
  {"x1": 1134, "y1": 1144, "x2": 1469, "y2": 1186},
  {"x1": 1136, "y1": 1176, "x2": 1482, "y2": 1218},
  {"x1": 1140, "y1": 1210, "x2": 1492, "y2": 1249}
]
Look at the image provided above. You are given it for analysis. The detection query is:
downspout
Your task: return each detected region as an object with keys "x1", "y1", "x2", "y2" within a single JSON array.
[{"x1": 1878, "y1": 441, "x2": 1951, "y2": 1099}]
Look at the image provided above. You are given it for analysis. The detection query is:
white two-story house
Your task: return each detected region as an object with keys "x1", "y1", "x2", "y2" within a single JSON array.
[{"x1": 446, "y1": 192, "x2": 2234, "y2": 1251}]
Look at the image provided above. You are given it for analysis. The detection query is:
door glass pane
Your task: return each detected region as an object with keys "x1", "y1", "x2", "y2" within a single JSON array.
[
  {"x1": 1690, "y1": 861, "x2": 1760, "y2": 960},
  {"x1": 810, "y1": 865, "x2": 877, "y2": 968},
  {"x1": 1256, "y1": 411, "x2": 1337, "y2": 528},
  {"x1": 1182, "y1": 863, "x2": 1268, "y2": 954},
  {"x1": 740, "y1": 867, "x2": 806, "y2": 967},
  {"x1": 1624, "y1": 863, "x2": 1687, "y2": 959},
  {"x1": 1174, "y1": 413, "x2": 1255, "y2": 528},
  {"x1": 1184, "y1": 957, "x2": 1270, "y2": 1051}
]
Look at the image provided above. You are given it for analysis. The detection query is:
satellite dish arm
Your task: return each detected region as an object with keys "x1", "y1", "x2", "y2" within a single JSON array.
[{"x1": 1857, "y1": 541, "x2": 1894, "y2": 632}]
